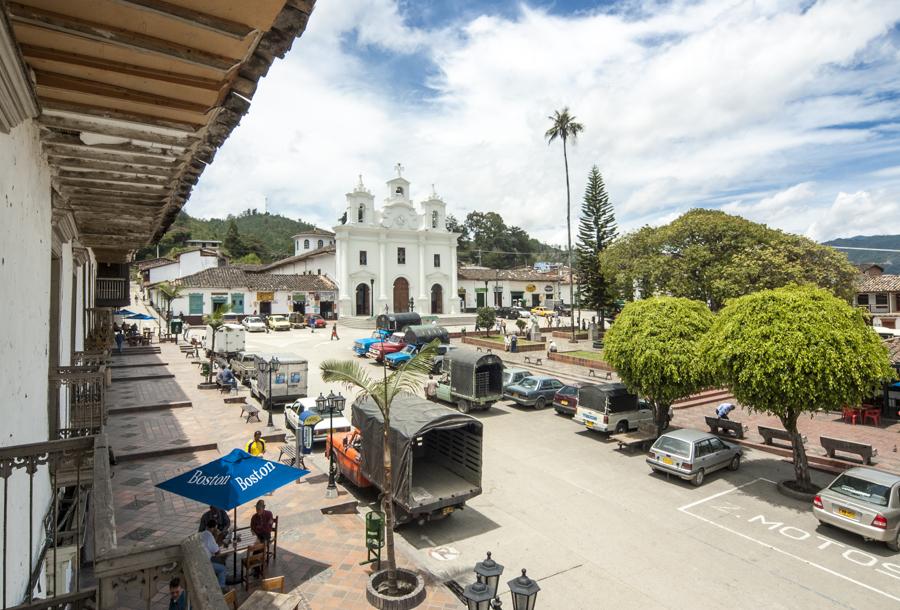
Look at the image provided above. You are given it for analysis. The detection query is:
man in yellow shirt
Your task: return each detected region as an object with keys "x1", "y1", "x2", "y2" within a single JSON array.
[{"x1": 246, "y1": 430, "x2": 266, "y2": 456}]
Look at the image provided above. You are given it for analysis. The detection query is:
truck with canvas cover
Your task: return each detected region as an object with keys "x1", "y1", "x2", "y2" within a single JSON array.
[
  {"x1": 385, "y1": 326, "x2": 451, "y2": 369},
  {"x1": 350, "y1": 396, "x2": 483, "y2": 525},
  {"x1": 202, "y1": 323, "x2": 245, "y2": 358},
  {"x1": 375, "y1": 312, "x2": 422, "y2": 332},
  {"x1": 434, "y1": 351, "x2": 504, "y2": 413},
  {"x1": 250, "y1": 353, "x2": 309, "y2": 408}
]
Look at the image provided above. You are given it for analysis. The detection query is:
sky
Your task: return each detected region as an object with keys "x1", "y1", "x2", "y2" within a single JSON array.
[{"x1": 188, "y1": 0, "x2": 900, "y2": 245}]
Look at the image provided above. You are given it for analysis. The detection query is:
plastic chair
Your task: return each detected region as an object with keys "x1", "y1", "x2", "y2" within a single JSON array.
[
  {"x1": 842, "y1": 407, "x2": 858, "y2": 425},
  {"x1": 864, "y1": 408, "x2": 881, "y2": 426},
  {"x1": 261, "y1": 576, "x2": 285, "y2": 593}
]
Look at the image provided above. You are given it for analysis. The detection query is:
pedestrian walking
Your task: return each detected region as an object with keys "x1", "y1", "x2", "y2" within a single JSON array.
[
  {"x1": 510, "y1": 334, "x2": 518, "y2": 353},
  {"x1": 245, "y1": 430, "x2": 266, "y2": 456},
  {"x1": 331, "y1": 323, "x2": 339, "y2": 341},
  {"x1": 115, "y1": 329, "x2": 124, "y2": 353},
  {"x1": 504, "y1": 335, "x2": 511, "y2": 352}
]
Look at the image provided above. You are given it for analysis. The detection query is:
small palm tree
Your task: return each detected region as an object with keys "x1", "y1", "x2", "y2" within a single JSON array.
[
  {"x1": 156, "y1": 281, "x2": 182, "y2": 337},
  {"x1": 545, "y1": 108, "x2": 584, "y2": 342},
  {"x1": 320, "y1": 339, "x2": 440, "y2": 595},
  {"x1": 203, "y1": 304, "x2": 231, "y2": 383}
]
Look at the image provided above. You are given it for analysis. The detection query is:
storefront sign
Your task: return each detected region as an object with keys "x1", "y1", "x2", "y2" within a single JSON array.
[
  {"x1": 544, "y1": 285, "x2": 554, "y2": 293},
  {"x1": 257, "y1": 291, "x2": 274, "y2": 302},
  {"x1": 319, "y1": 291, "x2": 336, "y2": 301},
  {"x1": 525, "y1": 284, "x2": 536, "y2": 292}
]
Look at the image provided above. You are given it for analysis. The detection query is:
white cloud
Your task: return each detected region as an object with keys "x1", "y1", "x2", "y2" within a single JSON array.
[
  {"x1": 188, "y1": 0, "x2": 900, "y2": 246},
  {"x1": 807, "y1": 190, "x2": 900, "y2": 241}
]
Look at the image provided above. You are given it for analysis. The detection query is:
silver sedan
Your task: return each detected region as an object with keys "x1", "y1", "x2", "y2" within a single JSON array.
[
  {"x1": 813, "y1": 467, "x2": 900, "y2": 551},
  {"x1": 647, "y1": 428, "x2": 741, "y2": 486}
]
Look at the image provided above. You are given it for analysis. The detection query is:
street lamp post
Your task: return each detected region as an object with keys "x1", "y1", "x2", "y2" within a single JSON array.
[
  {"x1": 258, "y1": 356, "x2": 280, "y2": 428},
  {"x1": 317, "y1": 390, "x2": 345, "y2": 499},
  {"x1": 463, "y1": 554, "x2": 538, "y2": 610},
  {"x1": 369, "y1": 278, "x2": 375, "y2": 319}
]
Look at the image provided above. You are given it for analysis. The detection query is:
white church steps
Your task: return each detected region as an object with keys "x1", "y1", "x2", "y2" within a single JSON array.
[{"x1": 339, "y1": 314, "x2": 476, "y2": 329}]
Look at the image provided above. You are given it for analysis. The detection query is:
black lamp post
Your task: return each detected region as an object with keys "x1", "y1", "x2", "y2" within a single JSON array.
[
  {"x1": 369, "y1": 278, "x2": 375, "y2": 318},
  {"x1": 475, "y1": 552, "x2": 504, "y2": 598},
  {"x1": 508, "y1": 569, "x2": 540, "y2": 610},
  {"x1": 462, "y1": 581, "x2": 494, "y2": 610},
  {"x1": 464, "y1": 556, "x2": 538, "y2": 610},
  {"x1": 408, "y1": 296, "x2": 415, "y2": 312},
  {"x1": 317, "y1": 390, "x2": 345, "y2": 499},
  {"x1": 258, "y1": 356, "x2": 280, "y2": 427}
]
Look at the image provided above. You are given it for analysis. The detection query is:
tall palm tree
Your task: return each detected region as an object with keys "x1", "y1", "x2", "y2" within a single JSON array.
[
  {"x1": 320, "y1": 340, "x2": 440, "y2": 595},
  {"x1": 156, "y1": 281, "x2": 182, "y2": 337},
  {"x1": 545, "y1": 108, "x2": 584, "y2": 342},
  {"x1": 203, "y1": 303, "x2": 231, "y2": 383}
]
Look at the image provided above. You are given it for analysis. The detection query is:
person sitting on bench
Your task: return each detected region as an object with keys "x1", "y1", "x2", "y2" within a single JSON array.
[
  {"x1": 716, "y1": 403, "x2": 735, "y2": 420},
  {"x1": 198, "y1": 505, "x2": 231, "y2": 543},
  {"x1": 217, "y1": 366, "x2": 237, "y2": 392}
]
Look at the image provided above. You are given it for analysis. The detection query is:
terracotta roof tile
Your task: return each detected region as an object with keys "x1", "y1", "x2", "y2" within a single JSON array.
[
  {"x1": 170, "y1": 267, "x2": 336, "y2": 292},
  {"x1": 857, "y1": 275, "x2": 900, "y2": 292},
  {"x1": 457, "y1": 266, "x2": 577, "y2": 282},
  {"x1": 258, "y1": 245, "x2": 335, "y2": 271}
]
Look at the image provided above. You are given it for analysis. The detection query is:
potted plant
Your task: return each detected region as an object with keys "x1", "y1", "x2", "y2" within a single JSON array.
[{"x1": 320, "y1": 340, "x2": 440, "y2": 608}]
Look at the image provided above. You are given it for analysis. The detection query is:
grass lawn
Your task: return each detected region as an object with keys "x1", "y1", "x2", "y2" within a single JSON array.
[
  {"x1": 562, "y1": 349, "x2": 606, "y2": 361},
  {"x1": 473, "y1": 334, "x2": 543, "y2": 346}
]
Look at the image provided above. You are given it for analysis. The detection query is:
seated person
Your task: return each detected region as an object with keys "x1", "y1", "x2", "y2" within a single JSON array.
[
  {"x1": 200, "y1": 519, "x2": 227, "y2": 589},
  {"x1": 216, "y1": 366, "x2": 237, "y2": 391},
  {"x1": 198, "y1": 505, "x2": 231, "y2": 542},
  {"x1": 250, "y1": 499, "x2": 275, "y2": 543}
]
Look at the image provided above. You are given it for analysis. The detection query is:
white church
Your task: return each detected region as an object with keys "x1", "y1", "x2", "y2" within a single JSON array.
[{"x1": 267, "y1": 166, "x2": 461, "y2": 317}]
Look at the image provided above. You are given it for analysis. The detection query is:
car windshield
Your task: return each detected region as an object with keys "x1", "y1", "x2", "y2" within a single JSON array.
[
  {"x1": 829, "y1": 474, "x2": 891, "y2": 507},
  {"x1": 246, "y1": 317, "x2": 262, "y2": 323},
  {"x1": 520, "y1": 378, "x2": 539, "y2": 389},
  {"x1": 271, "y1": 316, "x2": 285, "y2": 321},
  {"x1": 652, "y1": 436, "x2": 691, "y2": 458},
  {"x1": 559, "y1": 386, "x2": 577, "y2": 396}
]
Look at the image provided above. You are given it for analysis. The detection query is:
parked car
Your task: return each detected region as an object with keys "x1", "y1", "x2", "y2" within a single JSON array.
[
  {"x1": 514, "y1": 307, "x2": 532, "y2": 319},
  {"x1": 530, "y1": 306, "x2": 554, "y2": 317},
  {"x1": 289, "y1": 312, "x2": 307, "y2": 328},
  {"x1": 283, "y1": 396, "x2": 352, "y2": 442},
  {"x1": 385, "y1": 325, "x2": 451, "y2": 369},
  {"x1": 434, "y1": 351, "x2": 504, "y2": 413},
  {"x1": 495, "y1": 307, "x2": 520, "y2": 320},
  {"x1": 554, "y1": 304, "x2": 572, "y2": 316},
  {"x1": 266, "y1": 315, "x2": 291, "y2": 331},
  {"x1": 229, "y1": 351, "x2": 260, "y2": 386},
  {"x1": 813, "y1": 467, "x2": 900, "y2": 551},
  {"x1": 353, "y1": 329, "x2": 392, "y2": 356},
  {"x1": 306, "y1": 314, "x2": 327, "y2": 328},
  {"x1": 386, "y1": 344, "x2": 418, "y2": 369},
  {"x1": 575, "y1": 383, "x2": 653, "y2": 434},
  {"x1": 367, "y1": 332, "x2": 406, "y2": 362},
  {"x1": 552, "y1": 383, "x2": 583, "y2": 416},
  {"x1": 241, "y1": 316, "x2": 267, "y2": 333},
  {"x1": 502, "y1": 367, "x2": 532, "y2": 391},
  {"x1": 504, "y1": 375, "x2": 564, "y2": 409},
  {"x1": 647, "y1": 429, "x2": 741, "y2": 486}
]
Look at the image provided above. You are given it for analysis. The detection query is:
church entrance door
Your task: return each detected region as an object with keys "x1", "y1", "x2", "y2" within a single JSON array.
[
  {"x1": 355, "y1": 283, "x2": 370, "y2": 316},
  {"x1": 393, "y1": 278, "x2": 409, "y2": 313},
  {"x1": 430, "y1": 284, "x2": 443, "y2": 314}
]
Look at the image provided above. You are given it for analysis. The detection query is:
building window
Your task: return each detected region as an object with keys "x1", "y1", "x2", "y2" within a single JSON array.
[
  {"x1": 434, "y1": 253, "x2": 440, "y2": 267},
  {"x1": 188, "y1": 293, "x2": 203, "y2": 315},
  {"x1": 876, "y1": 294, "x2": 888, "y2": 306},
  {"x1": 398, "y1": 247, "x2": 406, "y2": 264},
  {"x1": 318, "y1": 239, "x2": 323, "y2": 249},
  {"x1": 317, "y1": 269, "x2": 321, "y2": 275},
  {"x1": 360, "y1": 250, "x2": 367, "y2": 265},
  {"x1": 432, "y1": 210, "x2": 438, "y2": 229},
  {"x1": 358, "y1": 203, "x2": 365, "y2": 223},
  {"x1": 857, "y1": 294, "x2": 869, "y2": 306},
  {"x1": 304, "y1": 239, "x2": 310, "y2": 249}
]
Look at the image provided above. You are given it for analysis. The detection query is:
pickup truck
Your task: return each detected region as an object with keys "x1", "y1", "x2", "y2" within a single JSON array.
[
  {"x1": 327, "y1": 396, "x2": 483, "y2": 525},
  {"x1": 353, "y1": 329, "x2": 391, "y2": 356},
  {"x1": 385, "y1": 325, "x2": 451, "y2": 369},
  {"x1": 229, "y1": 351, "x2": 260, "y2": 386},
  {"x1": 367, "y1": 332, "x2": 406, "y2": 363}
]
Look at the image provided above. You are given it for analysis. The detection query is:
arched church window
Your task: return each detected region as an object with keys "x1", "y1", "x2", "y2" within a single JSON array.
[
  {"x1": 358, "y1": 204, "x2": 364, "y2": 223},
  {"x1": 318, "y1": 239, "x2": 323, "y2": 249},
  {"x1": 432, "y1": 210, "x2": 438, "y2": 229}
]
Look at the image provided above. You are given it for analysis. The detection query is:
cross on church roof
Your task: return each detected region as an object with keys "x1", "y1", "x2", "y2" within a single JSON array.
[{"x1": 395, "y1": 162, "x2": 404, "y2": 177}]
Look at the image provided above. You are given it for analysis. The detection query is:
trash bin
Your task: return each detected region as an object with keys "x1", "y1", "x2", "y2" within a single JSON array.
[{"x1": 169, "y1": 318, "x2": 183, "y2": 336}]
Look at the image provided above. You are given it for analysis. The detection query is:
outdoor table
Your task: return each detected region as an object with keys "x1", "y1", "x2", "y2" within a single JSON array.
[
  {"x1": 214, "y1": 542, "x2": 245, "y2": 586},
  {"x1": 240, "y1": 590, "x2": 300, "y2": 610}
]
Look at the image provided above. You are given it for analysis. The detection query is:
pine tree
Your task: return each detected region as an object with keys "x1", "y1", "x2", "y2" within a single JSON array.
[
  {"x1": 223, "y1": 218, "x2": 247, "y2": 257},
  {"x1": 576, "y1": 166, "x2": 618, "y2": 325}
]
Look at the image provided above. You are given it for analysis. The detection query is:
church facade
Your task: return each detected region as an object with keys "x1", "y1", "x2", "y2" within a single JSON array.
[{"x1": 335, "y1": 166, "x2": 460, "y2": 316}]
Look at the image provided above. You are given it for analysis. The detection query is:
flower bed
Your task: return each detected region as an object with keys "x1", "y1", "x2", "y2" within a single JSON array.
[
  {"x1": 551, "y1": 330, "x2": 589, "y2": 340},
  {"x1": 548, "y1": 350, "x2": 613, "y2": 370},
  {"x1": 462, "y1": 336, "x2": 545, "y2": 352}
]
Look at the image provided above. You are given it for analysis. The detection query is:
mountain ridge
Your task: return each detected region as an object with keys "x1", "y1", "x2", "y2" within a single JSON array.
[{"x1": 824, "y1": 234, "x2": 900, "y2": 273}]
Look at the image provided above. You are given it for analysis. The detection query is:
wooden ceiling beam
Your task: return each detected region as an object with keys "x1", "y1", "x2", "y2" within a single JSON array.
[
  {"x1": 59, "y1": 186, "x2": 169, "y2": 201},
  {"x1": 57, "y1": 169, "x2": 171, "y2": 187},
  {"x1": 19, "y1": 44, "x2": 223, "y2": 92},
  {"x1": 41, "y1": 99, "x2": 202, "y2": 132},
  {"x1": 42, "y1": 132, "x2": 183, "y2": 160},
  {"x1": 6, "y1": 2, "x2": 238, "y2": 71},
  {"x1": 45, "y1": 145, "x2": 179, "y2": 168},
  {"x1": 39, "y1": 114, "x2": 197, "y2": 148},
  {"x1": 79, "y1": 234, "x2": 152, "y2": 245},
  {"x1": 69, "y1": 198, "x2": 166, "y2": 209},
  {"x1": 34, "y1": 70, "x2": 211, "y2": 115},
  {"x1": 111, "y1": 0, "x2": 255, "y2": 41},
  {"x1": 48, "y1": 156, "x2": 178, "y2": 178},
  {"x1": 56, "y1": 179, "x2": 167, "y2": 195}
]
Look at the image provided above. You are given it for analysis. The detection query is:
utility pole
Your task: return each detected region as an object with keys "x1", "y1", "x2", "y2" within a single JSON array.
[{"x1": 478, "y1": 249, "x2": 482, "y2": 266}]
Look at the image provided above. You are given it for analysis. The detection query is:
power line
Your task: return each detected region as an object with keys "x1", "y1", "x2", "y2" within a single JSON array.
[{"x1": 831, "y1": 246, "x2": 900, "y2": 254}]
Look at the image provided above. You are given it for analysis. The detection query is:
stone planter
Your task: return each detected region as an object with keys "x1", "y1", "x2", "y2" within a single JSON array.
[
  {"x1": 777, "y1": 479, "x2": 817, "y2": 502},
  {"x1": 463, "y1": 336, "x2": 545, "y2": 352},
  {"x1": 197, "y1": 382, "x2": 218, "y2": 390},
  {"x1": 366, "y1": 568, "x2": 426, "y2": 610},
  {"x1": 548, "y1": 351, "x2": 613, "y2": 370},
  {"x1": 551, "y1": 330, "x2": 588, "y2": 340}
]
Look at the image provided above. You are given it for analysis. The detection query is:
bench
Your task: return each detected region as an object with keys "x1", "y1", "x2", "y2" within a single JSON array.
[
  {"x1": 475, "y1": 347, "x2": 493, "y2": 353},
  {"x1": 240, "y1": 404, "x2": 261, "y2": 423},
  {"x1": 820, "y1": 436, "x2": 877, "y2": 465},
  {"x1": 758, "y1": 425, "x2": 806, "y2": 447},
  {"x1": 616, "y1": 421, "x2": 658, "y2": 452},
  {"x1": 704, "y1": 416, "x2": 745, "y2": 439},
  {"x1": 277, "y1": 442, "x2": 306, "y2": 469},
  {"x1": 588, "y1": 369, "x2": 612, "y2": 380},
  {"x1": 523, "y1": 356, "x2": 543, "y2": 366}
]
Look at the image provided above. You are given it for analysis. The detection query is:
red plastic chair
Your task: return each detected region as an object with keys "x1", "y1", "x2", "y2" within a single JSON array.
[
  {"x1": 864, "y1": 408, "x2": 881, "y2": 427},
  {"x1": 842, "y1": 406, "x2": 858, "y2": 425}
]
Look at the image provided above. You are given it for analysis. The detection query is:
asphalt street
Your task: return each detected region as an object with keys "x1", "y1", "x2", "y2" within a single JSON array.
[{"x1": 240, "y1": 325, "x2": 900, "y2": 610}]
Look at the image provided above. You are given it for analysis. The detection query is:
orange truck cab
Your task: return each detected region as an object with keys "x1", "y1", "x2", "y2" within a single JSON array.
[{"x1": 326, "y1": 429, "x2": 373, "y2": 489}]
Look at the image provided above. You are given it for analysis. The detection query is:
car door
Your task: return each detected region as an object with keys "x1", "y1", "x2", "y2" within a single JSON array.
[
  {"x1": 637, "y1": 400, "x2": 653, "y2": 424},
  {"x1": 546, "y1": 379, "x2": 563, "y2": 399},
  {"x1": 707, "y1": 437, "x2": 733, "y2": 471},
  {"x1": 693, "y1": 439, "x2": 713, "y2": 472}
]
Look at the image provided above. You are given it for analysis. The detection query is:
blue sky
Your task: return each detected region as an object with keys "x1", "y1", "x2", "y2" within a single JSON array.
[{"x1": 190, "y1": 0, "x2": 900, "y2": 243}]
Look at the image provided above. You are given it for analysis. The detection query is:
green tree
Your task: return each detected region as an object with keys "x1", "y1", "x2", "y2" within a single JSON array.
[
  {"x1": 156, "y1": 281, "x2": 182, "y2": 336},
  {"x1": 223, "y1": 218, "x2": 247, "y2": 258},
  {"x1": 476, "y1": 307, "x2": 496, "y2": 337},
  {"x1": 546, "y1": 107, "x2": 584, "y2": 341},
  {"x1": 600, "y1": 209, "x2": 858, "y2": 310},
  {"x1": 703, "y1": 285, "x2": 893, "y2": 490},
  {"x1": 320, "y1": 341, "x2": 440, "y2": 595},
  {"x1": 233, "y1": 253, "x2": 263, "y2": 265},
  {"x1": 203, "y1": 303, "x2": 232, "y2": 384},
  {"x1": 604, "y1": 297, "x2": 714, "y2": 435},
  {"x1": 576, "y1": 166, "x2": 618, "y2": 326}
]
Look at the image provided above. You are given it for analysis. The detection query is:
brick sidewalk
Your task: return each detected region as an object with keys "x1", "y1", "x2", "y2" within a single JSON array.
[
  {"x1": 107, "y1": 340, "x2": 462, "y2": 609},
  {"x1": 676, "y1": 403, "x2": 900, "y2": 473}
]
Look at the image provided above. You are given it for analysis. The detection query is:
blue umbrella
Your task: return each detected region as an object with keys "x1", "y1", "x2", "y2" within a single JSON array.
[
  {"x1": 114, "y1": 309, "x2": 136, "y2": 316},
  {"x1": 126, "y1": 312, "x2": 155, "y2": 320},
  {"x1": 156, "y1": 448, "x2": 309, "y2": 510}
]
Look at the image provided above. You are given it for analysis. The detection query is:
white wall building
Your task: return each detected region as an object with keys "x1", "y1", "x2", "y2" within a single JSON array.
[
  {"x1": 292, "y1": 228, "x2": 335, "y2": 255},
  {"x1": 335, "y1": 167, "x2": 460, "y2": 316},
  {"x1": 147, "y1": 248, "x2": 223, "y2": 285},
  {"x1": 263, "y1": 244, "x2": 336, "y2": 280},
  {"x1": 457, "y1": 266, "x2": 579, "y2": 311}
]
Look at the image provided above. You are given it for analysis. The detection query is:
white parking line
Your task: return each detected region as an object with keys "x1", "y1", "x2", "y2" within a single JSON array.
[{"x1": 678, "y1": 478, "x2": 900, "y2": 604}]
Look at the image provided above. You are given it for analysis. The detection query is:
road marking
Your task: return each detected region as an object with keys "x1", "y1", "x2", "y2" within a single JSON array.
[
  {"x1": 678, "y1": 478, "x2": 900, "y2": 604},
  {"x1": 429, "y1": 546, "x2": 459, "y2": 561}
]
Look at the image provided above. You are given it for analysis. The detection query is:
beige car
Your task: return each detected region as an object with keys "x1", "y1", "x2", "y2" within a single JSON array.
[{"x1": 813, "y1": 467, "x2": 900, "y2": 551}]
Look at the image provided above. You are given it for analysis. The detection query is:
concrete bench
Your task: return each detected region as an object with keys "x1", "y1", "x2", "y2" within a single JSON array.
[
  {"x1": 758, "y1": 425, "x2": 806, "y2": 447},
  {"x1": 277, "y1": 442, "x2": 305, "y2": 469},
  {"x1": 240, "y1": 404, "x2": 261, "y2": 423},
  {"x1": 523, "y1": 356, "x2": 543, "y2": 366},
  {"x1": 588, "y1": 369, "x2": 612, "y2": 380},
  {"x1": 820, "y1": 436, "x2": 877, "y2": 465},
  {"x1": 705, "y1": 416, "x2": 745, "y2": 439}
]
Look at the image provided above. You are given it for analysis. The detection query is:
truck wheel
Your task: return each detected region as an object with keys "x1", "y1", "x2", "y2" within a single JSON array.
[
  {"x1": 457, "y1": 399, "x2": 471, "y2": 414},
  {"x1": 615, "y1": 420, "x2": 628, "y2": 434},
  {"x1": 534, "y1": 397, "x2": 546, "y2": 410}
]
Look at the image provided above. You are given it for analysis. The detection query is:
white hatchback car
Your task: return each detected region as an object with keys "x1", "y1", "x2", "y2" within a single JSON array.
[
  {"x1": 241, "y1": 316, "x2": 267, "y2": 333},
  {"x1": 284, "y1": 396, "x2": 352, "y2": 443}
]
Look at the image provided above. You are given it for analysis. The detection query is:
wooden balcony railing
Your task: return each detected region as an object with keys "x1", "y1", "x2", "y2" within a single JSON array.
[
  {"x1": 95, "y1": 277, "x2": 130, "y2": 308},
  {"x1": 49, "y1": 366, "x2": 106, "y2": 439},
  {"x1": 85, "y1": 309, "x2": 114, "y2": 351}
]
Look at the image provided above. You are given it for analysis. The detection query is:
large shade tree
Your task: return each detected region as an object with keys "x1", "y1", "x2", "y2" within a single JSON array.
[
  {"x1": 546, "y1": 107, "x2": 584, "y2": 341},
  {"x1": 600, "y1": 209, "x2": 858, "y2": 310},
  {"x1": 576, "y1": 166, "x2": 618, "y2": 326},
  {"x1": 703, "y1": 285, "x2": 894, "y2": 490},
  {"x1": 321, "y1": 341, "x2": 439, "y2": 595},
  {"x1": 604, "y1": 297, "x2": 714, "y2": 434}
]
